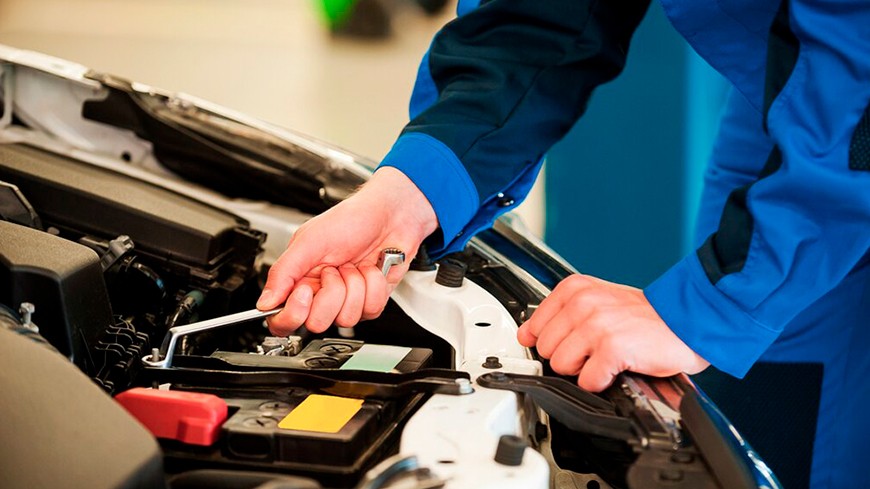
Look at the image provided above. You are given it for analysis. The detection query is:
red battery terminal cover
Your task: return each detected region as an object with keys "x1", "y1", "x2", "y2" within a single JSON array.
[{"x1": 115, "y1": 387, "x2": 228, "y2": 446}]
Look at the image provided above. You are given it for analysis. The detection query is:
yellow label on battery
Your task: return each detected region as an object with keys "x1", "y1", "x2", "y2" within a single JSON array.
[{"x1": 277, "y1": 394, "x2": 363, "y2": 433}]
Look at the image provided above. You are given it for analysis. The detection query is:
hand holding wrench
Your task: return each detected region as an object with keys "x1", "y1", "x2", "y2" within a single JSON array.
[{"x1": 143, "y1": 248, "x2": 405, "y2": 368}]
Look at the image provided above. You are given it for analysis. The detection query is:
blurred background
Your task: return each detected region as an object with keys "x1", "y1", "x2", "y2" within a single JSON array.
[{"x1": 0, "y1": 0, "x2": 728, "y2": 287}]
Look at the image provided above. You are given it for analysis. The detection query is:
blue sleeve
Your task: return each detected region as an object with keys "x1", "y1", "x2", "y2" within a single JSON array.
[
  {"x1": 646, "y1": 0, "x2": 870, "y2": 377},
  {"x1": 378, "y1": 0, "x2": 650, "y2": 255},
  {"x1": 693, "y1": 89, "x2": 774, "y2": 247}
]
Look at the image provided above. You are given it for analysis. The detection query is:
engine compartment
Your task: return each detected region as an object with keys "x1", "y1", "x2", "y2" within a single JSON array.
[
  {"x1": 0, "y1": 142, "x2": 266, "y2": 387},
  {"x1": 0, "y1": 147, "x2": 462, "y2": 487},
  {"x1": 0, "y1": 46, "x2": 779, "y2": 489},
  {"x1": 0, "y1": 147, "x2": 734, "y2": 489}
]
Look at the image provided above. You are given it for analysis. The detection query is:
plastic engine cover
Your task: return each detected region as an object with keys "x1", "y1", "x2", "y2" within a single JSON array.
[{"x1": 0, "y1": 220, "x2": 113, "y2": 372}]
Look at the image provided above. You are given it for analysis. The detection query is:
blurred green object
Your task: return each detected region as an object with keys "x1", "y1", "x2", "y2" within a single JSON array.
[
  {"x1": 318, "y1": 0, "x2": 391, "y2": 39},
  {"x1": 316, "y1": 0, "x2": 448, "y2": 38},
  {"x1": 318, "y1": 0, "x2": 356, "y2": 28}
]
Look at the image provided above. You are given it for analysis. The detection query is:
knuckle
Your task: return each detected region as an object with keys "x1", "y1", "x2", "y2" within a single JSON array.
[
  {"x1": 335, "y1": 310, "x2": 360, "y2": 328},
  {"x1": 536, "y1": 341, "x2": 555, "y2": 359},
  {"x1": 338, "y1": 263, "x2": 359, "y2": 276},
  {"x1": 576, "y1": 290, "x2": 601, "y2": 308},
  {"x1": 583, "y1": 310, "x2": 608, "y2": 332},
  {"x1": 579, "y1": 375, "x2": 607, "y2": 393},
  {"x1": 321, "y1": 269, "x2": 342, "y2": 286},
  {"x1": 361, "y1": 305, "x2": 386, "y2": 321},
  {"x1": 366, "y1": 289, "x2": 388, "y2": 311},
  {"x1": 517, "y1": 332, "x2": 536, "y2": 348},
  {"x1": 282, "y1": 304, "x2": 309, "y2": 326},
  {"x1": 567, "y1": 273, "x2": 587, "y2": 284},
  {"x1": 567, "y1": 295, "x2": 589, "y2": 314},
  {"x1": 596, "y1": 334, "x2": 623, "y2": 358},
  {"x1": 265, "y1": 320, "x2": 285, "y2": 336},
  {"x1": 292, "y1": 221, "x2": 312, "y2": 237},
  {"x1": 267, "y1": 316, "x2": 296, "y2": 336},
  {"x1": 562, "y1": 274, "x2": 589, "y2": 289},
  {"x1": 305, "y1": 316, "x2": 328, "y2": 333},
  {"x1": 549, "y1": 356, "x2": 573, "y2": 375}
]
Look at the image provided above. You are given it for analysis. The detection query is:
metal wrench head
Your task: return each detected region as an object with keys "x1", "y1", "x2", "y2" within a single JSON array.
[
  {"x1": 377, "y1": 248, "x2": 405, "y2": 277},
  {"x1": 143, "y1": 307, "x2": 283, "y2": 368}
]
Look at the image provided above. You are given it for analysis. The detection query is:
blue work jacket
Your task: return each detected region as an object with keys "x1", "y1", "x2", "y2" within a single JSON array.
[{"x1": 378, "y1": 0, "x2": 870, "y2": 380}]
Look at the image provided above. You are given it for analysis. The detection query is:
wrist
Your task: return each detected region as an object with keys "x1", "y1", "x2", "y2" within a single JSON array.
[{"x1": 363, "y1": 167, "x2": 439, "y2": 242}]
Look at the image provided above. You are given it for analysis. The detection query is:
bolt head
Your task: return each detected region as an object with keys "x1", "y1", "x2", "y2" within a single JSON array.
[
  {"x1": 482, "y1": 356, "x2": 503, "y2": 369},
  {"x1": 454, "y1": 378, "x2": 473, "y2": 394}
]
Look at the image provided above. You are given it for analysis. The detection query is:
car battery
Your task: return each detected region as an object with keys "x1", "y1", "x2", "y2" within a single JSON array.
[
  {"x1": 161, "y1": 338, "x2": 433, "y2": 487},
  {"x1": 208, "y1": 338, "x2": 432, "y2": 372}
]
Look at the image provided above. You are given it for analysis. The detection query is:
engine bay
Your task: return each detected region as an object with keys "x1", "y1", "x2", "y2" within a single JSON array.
[
  {"x1": 0, "y1": 140, "x2": 460, "y2": 482},
  {"x1": 0, "y1": 45, "x2": 778, "y2": 489},
  {"x1": 0, "y1": 137, "x2": 507, "y2": 487}
]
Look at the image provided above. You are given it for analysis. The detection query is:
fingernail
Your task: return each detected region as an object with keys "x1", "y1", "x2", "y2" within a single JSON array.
[
  {"x1": 256, "y1": 289, "x2": 273, "y2": 309},
  {"x1": 294, "y1": 285, "x2": 313, "y2": 306}
]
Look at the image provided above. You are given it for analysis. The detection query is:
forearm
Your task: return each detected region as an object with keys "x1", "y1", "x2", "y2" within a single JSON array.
[{"x1": 381, "y1": 0, "x2": 650, "y2": 255}]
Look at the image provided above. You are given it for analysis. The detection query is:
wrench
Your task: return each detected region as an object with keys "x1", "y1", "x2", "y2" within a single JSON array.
[{"x1": 142, "y1": 248, "x2": 405, "y2": 369}]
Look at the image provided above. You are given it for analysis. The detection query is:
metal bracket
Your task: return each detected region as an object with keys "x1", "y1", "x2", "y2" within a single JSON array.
[
  {"x1": 477, "y1": 372, "x2": 636, "y2": 442},
  {"x1": 143, "y1": 367, "x2": 472, "y2": 400}
]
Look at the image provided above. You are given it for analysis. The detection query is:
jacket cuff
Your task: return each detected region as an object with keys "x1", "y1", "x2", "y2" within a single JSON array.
[
  {"x1": 644, "y1": 253, "x2": 781, "y2": 378},
  {"x1": 377, "y1": 133, "x2": 479, "y2": 247}
]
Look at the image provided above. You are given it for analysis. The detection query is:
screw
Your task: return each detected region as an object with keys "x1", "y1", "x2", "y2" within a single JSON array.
[
  {"x1": 258, "y1": 401, "x2": 291, "y2": 412},
  {"x1": 242, "y1": 416, "x2": 277, "y2": 428},
  {"x1": 151, "y1": 348, "x2": 161, "y2": 362},
  {"x1": 482, "y1": 356, "x2": 502, "y2": 369},
  {"x1": 455, "y1": 378, "x2": 474, "y2": 394},
  {"x1": 18, "y1": 302, "x2": 35, "y2": 327},
  {"x1": 305, "y1": 357, "x2": 339, "y2": 368},
  {"x1": 320, "y1": 343, "x2": 354, "y2": 354},
  {"x1": 490, "y1": 371, "x2": 508, "y2": 382}
]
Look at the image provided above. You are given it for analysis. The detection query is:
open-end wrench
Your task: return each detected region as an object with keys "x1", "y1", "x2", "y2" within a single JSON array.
[{"x1": 142, "y1": 248, "x2": 405, "y2": 369}]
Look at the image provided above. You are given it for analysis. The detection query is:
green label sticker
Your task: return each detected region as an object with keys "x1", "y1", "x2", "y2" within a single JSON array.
[{"x1": 339, "y1": 344, "x2": 411, "y2": 372}]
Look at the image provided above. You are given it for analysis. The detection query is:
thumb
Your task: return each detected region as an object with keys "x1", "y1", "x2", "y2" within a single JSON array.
[{"x1": 257, "y1": 236, "x2": 323, "y2": 310}]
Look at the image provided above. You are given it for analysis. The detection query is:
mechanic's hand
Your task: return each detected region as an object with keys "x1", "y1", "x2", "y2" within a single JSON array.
[
  {"x1": 517, "y1": 274, "x2": 710, "y2": 392},
  {"x1": 257, "y1": 167, "x2": 438, "y2": 335}
]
